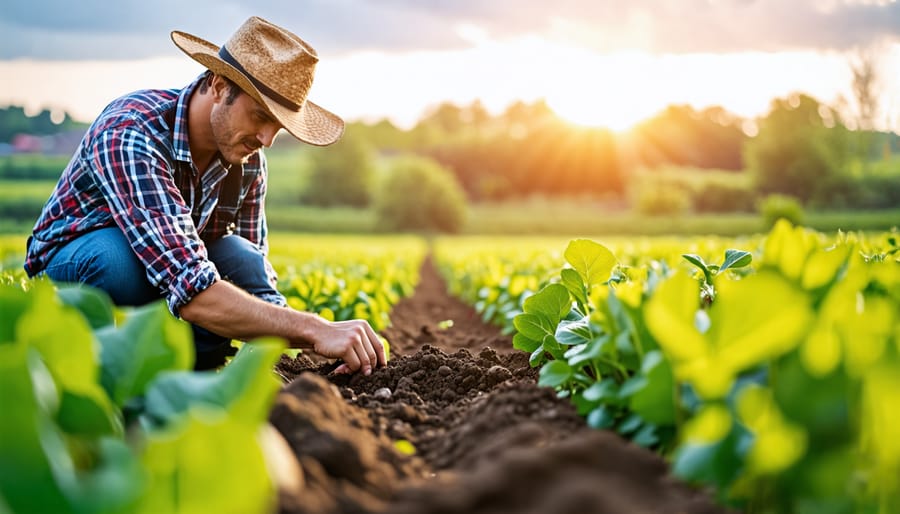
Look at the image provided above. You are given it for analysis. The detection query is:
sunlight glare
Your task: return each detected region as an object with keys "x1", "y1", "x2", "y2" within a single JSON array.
[{"x1": 545, "y1": 51, "x2": 676, "y2": 132}]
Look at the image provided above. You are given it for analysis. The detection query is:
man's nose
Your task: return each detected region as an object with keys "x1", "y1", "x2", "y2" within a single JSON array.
[{"x1": 257, "y1": 125, "x2": 279, "y2": 148}]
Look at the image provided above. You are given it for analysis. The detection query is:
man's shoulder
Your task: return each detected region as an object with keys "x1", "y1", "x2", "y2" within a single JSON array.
[
  {"x1": 83, "y1": 87, "x2": 182, "y2": 148},
  {"x1": 92, "y1": 88, "x2": 180, "y2": 132}
]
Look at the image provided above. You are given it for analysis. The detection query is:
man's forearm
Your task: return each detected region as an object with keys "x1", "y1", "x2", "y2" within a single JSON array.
[{"x1": 178, "y1": 280, "x2": 322, "y2": 348}]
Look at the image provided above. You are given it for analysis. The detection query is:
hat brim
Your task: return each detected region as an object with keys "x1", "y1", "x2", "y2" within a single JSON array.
[{"x1": 171, "y1": 30, "x2": 344, "y2": 147}]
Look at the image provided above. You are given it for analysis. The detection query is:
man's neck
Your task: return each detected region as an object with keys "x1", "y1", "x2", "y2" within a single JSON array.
[{"x1": 186, "y1": 87, "x2": 217, "y2": 173}]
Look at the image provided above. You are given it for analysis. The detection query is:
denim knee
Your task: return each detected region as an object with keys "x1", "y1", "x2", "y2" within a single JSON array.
[
  {"x1": 44, "y1": 227, "x2": 161, "y2": 306},
  {"x1": 206, "y1": 235, "x2": 278, "y2": 298}
]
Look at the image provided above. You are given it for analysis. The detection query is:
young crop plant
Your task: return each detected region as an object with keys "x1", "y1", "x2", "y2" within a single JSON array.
[
  {"x1": 682, "y1": 248, "x2": 752, "y2": 306},
  {"x1": 513, "y1": 239, "x2": 682, "y2": 451},
  {"x1": 1, "y1": 280, "x2": 286, "y2": 514}
]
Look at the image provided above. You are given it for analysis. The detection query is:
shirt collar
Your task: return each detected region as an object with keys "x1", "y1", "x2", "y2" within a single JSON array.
[{"x1": 170, "y1": 74, "x2": 204, "y2": 165}]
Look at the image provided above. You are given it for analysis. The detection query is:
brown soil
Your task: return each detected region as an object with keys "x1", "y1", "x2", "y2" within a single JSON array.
[{"x1": 270, "y1": 257, "x2": 732, "y2": 514}]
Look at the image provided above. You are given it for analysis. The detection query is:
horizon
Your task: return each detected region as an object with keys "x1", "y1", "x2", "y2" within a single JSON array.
[{"x1": 2, "y1": 0, "x2": 899, "y2": 133}]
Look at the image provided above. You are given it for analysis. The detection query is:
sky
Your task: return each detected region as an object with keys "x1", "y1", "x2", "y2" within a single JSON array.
[{"x1": 1, "y1": 0, "x2": 899, "y2": 132}]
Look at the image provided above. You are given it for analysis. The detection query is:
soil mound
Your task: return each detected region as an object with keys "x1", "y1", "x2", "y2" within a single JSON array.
[{"x1": 271, "y1": 258, "x2": 730, "y2": 514}]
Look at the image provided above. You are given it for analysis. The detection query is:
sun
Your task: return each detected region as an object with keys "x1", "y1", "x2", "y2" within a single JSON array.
[
  {"x1": 547, "y1": 95, "x2": 647, "y2": 132},
  {"x1": 518, "y1": 47, "x2": 668, "y2": 132}
]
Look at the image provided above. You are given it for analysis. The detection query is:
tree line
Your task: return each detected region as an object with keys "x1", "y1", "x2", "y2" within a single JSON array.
[{"x1": 0, "y1": 106, "x2": 87, "y2": 143}]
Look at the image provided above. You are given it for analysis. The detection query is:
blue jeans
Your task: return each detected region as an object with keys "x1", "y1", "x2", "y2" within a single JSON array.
[{"x1": 43, "y1": 227, "x2": 280, "y2": 370}]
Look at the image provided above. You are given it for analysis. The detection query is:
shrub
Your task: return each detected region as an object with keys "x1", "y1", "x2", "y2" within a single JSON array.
[
  {"x1": 302, "y1": 129, "x2": 375, "y2": 208},
  {"x1": 634, "y1": 183, "x2": 690, "y2": 216},
  {"x1": 692, "y1": 182, "x2": 757, "y2": 213},
  {"x1": 374, "y1": 155, "x2": 468, "y2": 233},
  {"x1": 759, "y1": 193, "x2": 805, "y2": 228}
]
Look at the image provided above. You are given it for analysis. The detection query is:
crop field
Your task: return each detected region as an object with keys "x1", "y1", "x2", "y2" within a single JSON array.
[{"x1": 2, "y1": 225, "x2": 899, "y2": 514}]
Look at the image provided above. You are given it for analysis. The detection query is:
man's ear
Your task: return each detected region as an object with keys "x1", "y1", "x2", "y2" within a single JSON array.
[{"x1": 210, "y1": 74, "x2": 229, "y2": 101}]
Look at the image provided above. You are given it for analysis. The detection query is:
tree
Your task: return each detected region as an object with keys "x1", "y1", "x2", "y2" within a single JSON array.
[
  {"x1": 744, "y1": 94, "x2": 849, "y2": 205},
  {"x1": 302, "y1": 128, "x2": 375, "y2": 208},
  {"x1": 849, "y1": 46, "x2": 883, "y2": 170},
  {"x1": 374, "y1": 155, "x2": 468, "y2": 233}
]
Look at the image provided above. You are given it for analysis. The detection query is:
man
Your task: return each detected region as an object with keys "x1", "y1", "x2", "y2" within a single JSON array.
[{"x1": 24, "y1": 16, "x2": 385, "y2": 374}]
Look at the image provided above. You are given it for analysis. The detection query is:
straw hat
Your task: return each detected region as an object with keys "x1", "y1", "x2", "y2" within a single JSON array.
[{"x1": 171, "y1": 16, "x2": 344, "y2": 146}]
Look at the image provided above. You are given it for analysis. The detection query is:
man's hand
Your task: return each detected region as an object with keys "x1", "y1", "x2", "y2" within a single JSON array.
[
  {"x1": 180, "y1": 281, "x2": 387, "y2": 375},
  {"x1": 308, "y1": 318, "x2": 386, "y2": 376}
]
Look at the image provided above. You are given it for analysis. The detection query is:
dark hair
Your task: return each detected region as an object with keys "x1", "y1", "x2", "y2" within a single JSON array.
[{"x1": 198, "y1": 70, "x2": 242, "y2": 105}]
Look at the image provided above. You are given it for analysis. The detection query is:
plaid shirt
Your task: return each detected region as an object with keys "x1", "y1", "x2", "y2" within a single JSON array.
[{"x1": 25, "y1": 75, "x2": 285, "y2": 315}]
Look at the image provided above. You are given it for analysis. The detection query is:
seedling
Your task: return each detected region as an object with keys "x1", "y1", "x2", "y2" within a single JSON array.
[{"x1": 682, "y1": 249, "x2": 752, "y2": 306}]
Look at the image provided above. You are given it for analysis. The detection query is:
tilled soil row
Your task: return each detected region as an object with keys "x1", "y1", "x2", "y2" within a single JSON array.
[{"x1": 271, "y1": 257, "x2": 729, "y2": 514}]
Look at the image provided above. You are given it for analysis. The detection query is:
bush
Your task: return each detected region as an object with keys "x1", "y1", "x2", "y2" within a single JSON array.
[
  {"x1": 634, "y1": 183, "x2": 690, "y2": 216},
  {"x1": 759, "y1": 193, "x2": 805, "y2": 228},
  {"x1": 374, "y1": 155, "x2": 468, "y2": 233},
  {"x1": 691, "y1": 182, "x2": 757, "y2": 213},
  {"x1": 302, "y1": 129, "x2": 375, "y2": 208}
]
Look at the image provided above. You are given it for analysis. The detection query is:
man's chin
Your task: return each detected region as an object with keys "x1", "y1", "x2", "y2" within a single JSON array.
[{"x1": 222, "y1": 150, "x2": 255, "y2": 166}]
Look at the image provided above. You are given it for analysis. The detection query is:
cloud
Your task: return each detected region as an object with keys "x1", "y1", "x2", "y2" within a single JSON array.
[{"x1": 1, "y1": 0, "x2": 898, "y2": 60}]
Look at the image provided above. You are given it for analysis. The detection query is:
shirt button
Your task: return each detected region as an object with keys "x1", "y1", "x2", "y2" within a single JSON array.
[{"x1": 226, "y1": 222, "x2": 236, "y2": 234}]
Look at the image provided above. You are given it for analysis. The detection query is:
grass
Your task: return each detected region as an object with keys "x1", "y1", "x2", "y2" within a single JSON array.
[{"x1": 464, "y1": 199, "x2": 900, "y2": 237}]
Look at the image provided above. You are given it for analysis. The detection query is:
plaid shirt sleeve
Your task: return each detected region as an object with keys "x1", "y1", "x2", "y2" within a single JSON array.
[
  {"x1": 89, "y1": 125, "x2": 219, "y2": 316},
  {"x1": 233, "y1": 153, "x2": 286, "y2": 306}
]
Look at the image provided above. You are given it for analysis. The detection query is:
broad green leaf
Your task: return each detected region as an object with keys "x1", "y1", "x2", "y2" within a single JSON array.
[
  {"x1": 672, "y1": 426, "x2": 747, "y2": 491},
  {"x1": 632, "y1": 424, "x2": 659, "y2": 448},
  {"x1": 761, "y1": 220, "x2": 818, "y2": 281},
  {"x1": 838, "y1": 296, "x2": 894, "y2": 377},
  {"x1": 555, "y1": 317, "x2": 593, "y2": 346},
  {"x1": 801, "y1": 324, "x2": 842, "y2": 377},
  {"x1": 708, "y1": 271, "x2": 813, "y2": 374},
  {"x1": 529, "y1": 347, "x2": 546, "y2": 367},
  {"x1": 17, "y1": 281, "x2": 119, "y2": 436},
  {"x1": 586, "y1": 406, "x2": 616, "y2": 429},
  {"x1": 566, "y1": 336, "x2": 606, "y2": 368},
  {"x1": 97, "y1": 301, "x2": 194, "y2": 407},
  {"x1": 0, "y1": 345, "x2": 75, "y2": 514},
  {"x1": 137, "y1": 408, "x2": 274, "y2": 514},
  {"x1": 538, "y1": 360, "x2": 573, "y2": 388},
  {"x1": 564, "y1": 239, "x2": 617, "y2": 289},
  {"x1": 720, "y1": 249, "x2": 752, "y2": 273},
  {"x1": 560, "y1": 268, "x2": 588, "y2": 307},
  {"x1": 512, "y1": 333, "x2": 541, "y2": 353},
  {"x1": 57, "y1": 284, "x2": 116, "y2": 329},
  {"x1": 626, "y1": 351, "x2": 676, "y2": 425},
  {"x1": 801, "y1": 245, "x2": 851, "y2": 291},
  {"x1": 513, "y1": 313, "x2": 556, "y2": 341},
  {"x1": 861, "y1": 363, "x2": 900, "y2": 477},
  {"x1": 644, "y1": 272, "x2": 707, "y2": 362},
  {"x1": 617, "y1": 412, "x2": 644, "y2": 434},
  {"x1": 0, "y1": 283, "x2": 31, "y2": 343},
  {"x1": 70, "y1": 438, "x2": 144, "y2": 514},
  {"x1": 522, "y1": 283, "x2": 571, "y2": 321},
  {"x1": 736, "y1": 385, "x2": 808, "y2": 474},
  {"x1": 581, "y1": 378, "x2": 620, "y2": 403},
  {"x1": 141, "y1": 340, "x2": 285, "y2": 429}
]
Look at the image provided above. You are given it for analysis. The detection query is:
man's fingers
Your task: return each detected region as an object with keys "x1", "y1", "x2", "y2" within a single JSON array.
[
  {"x1": 333, "y1": 363, "x2": 352, "y2": 374},
  {"x1": 342, "y1": 347, "x2": 361, "y2": 374},
  {"x1": 363, "y1": 324, "x2": 387, "y2": 366}
]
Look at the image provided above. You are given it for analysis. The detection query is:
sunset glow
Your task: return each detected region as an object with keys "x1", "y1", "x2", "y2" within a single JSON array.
[{"x1": 1, "y1": 2, "x2": 899, "y2": 133}]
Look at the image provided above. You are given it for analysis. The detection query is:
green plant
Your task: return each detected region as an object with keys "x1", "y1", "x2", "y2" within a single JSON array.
[
  {"x1": 1, "y1": 280, "x2": 285, "y2": 514},
  {"x1": 758, "y1": 193, "x2": 804, "y2": 228},
  {"x1": 682, "y1": 249, "x2": 752, "y2": 305},
  {"x1": 374, "y1": 155, "x2": 468, "y2": 233},
  {"x1": 302, "y1": 128, "x2": 376, "y2": 208},
  {"x1": 634, "y1": 183, "x2": 690, "y2": 216}
]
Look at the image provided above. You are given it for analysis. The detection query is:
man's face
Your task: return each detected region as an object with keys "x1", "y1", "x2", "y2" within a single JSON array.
[{"x1": 209, "y1": 84, "x2": 283, "y2": 165}]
